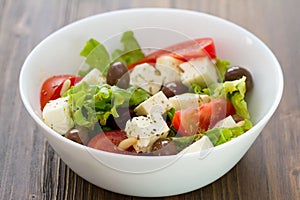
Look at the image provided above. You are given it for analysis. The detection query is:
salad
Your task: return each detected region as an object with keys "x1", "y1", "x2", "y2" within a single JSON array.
[{"x1": 40, "y1": 30, "x2": 253, "y2": 156}]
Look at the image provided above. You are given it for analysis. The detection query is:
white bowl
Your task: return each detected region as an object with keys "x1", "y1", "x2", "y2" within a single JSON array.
[{"x1": 19, "y1": 8, "x2": 283, "y2": 197}]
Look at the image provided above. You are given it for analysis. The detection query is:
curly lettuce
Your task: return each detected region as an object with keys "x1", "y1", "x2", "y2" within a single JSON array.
[
  {"x1": 79, "y1": 39, "x2": 110, "y2": 77},
  {"x1": 79, "y1": 31, "x2": 144, "y2": 77},
  {"x1": 112, "y1": 30, "x2": 145, "y2": 66},
  {"x1": 211, "y1": 76, "x2": 250, "y2": 119},
  {"x1": 215, "y1": 58, "x2": 230, "y2": 82},
  {"x1": 204, "y1": 119, "x2": 252, "y2": 146},
  {"x1": 168, "y1": 118, "x2": 252, "y2": 150},
  {"x1": 63, "y1": 83, "x2": 150, "y2": 128}
]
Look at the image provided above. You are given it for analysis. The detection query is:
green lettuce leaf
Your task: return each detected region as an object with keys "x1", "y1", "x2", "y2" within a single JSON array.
[
  {"x1": 63, "y1": 83, "x2": 150, "y2": 128},
  {"x1": 191, "y1": 83, "x2": 211, "y2": 95},
  {"x1": 112, "y1": 30, "x2": 144, "y2": 66},
  {"x1": 205, "y1": 119, "x2": 252, "y2": 146},
  {"x1": 79, "y1": 31, "x2": 144, "y2": 77},
  {"x1": 63, "y1": 82, "x2": 99, "y2": 128},
  {"x1": 79, "y1": 39, "x2": 111, "y2": 77},
  {"x1": 212, "y1": 76, "x2": 250, "y2": 119},
  {"x1": 215, "y1": 58, "x2": 230, "y2": 82},
  {"x1": 127, "y1": 87, "x2": 151, "y2": 107},
  {"x1": 168, "y1": 119, "x2": 252, "y2": 151},
  {"x1": 170, "y1": 134, "x2": 199, "y2": 152}
]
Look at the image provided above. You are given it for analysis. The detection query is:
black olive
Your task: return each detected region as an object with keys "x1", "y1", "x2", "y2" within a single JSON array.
[
  {"x1": 232, "y1": 114, "x2": 244, "y2": 123},
  {"x1": 161, "y1": 81, "x2": 189, "y2": 98},
  {"x1": 65, "y1": 127, "x2": 89, "y2": 145},
  {"x1": 224, "y1": 66, "x2": 253, "y2": 91},
  {"x1": 107, "y1": 62, "x2": 130, "y2": 88},
  {"x1": 151, "y1": 138, "x2": 178, "y2": 156},
  {"x1": 106, "y1": 107, "x2": 136, "y2": 130}
]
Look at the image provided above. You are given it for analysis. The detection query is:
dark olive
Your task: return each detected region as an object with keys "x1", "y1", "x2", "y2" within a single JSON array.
[
  {"x1": 65, "y1": 127, "x2": 89, "y2": 145},
  {"x1": 107, "y1": 62, "x2": 130, "y2": 88},
  {"x1": 224, "y1": 66, "x2": 253, "y2": 91},
  {"x1": 151, "y1": 138, "x2": 178, "y2": 156},
  {"x1": 232, "y1": 114, "x2": 244, "y2": 123},
  {"x1": 106, "y1": 107, "x2": 136, "y2": 130},
  {"x1": 161, "y1": 81, "x2": 189, "y2": 98}
]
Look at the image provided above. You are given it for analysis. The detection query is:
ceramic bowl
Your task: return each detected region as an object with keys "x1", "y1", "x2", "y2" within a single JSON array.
[{"x1": 19, "y1": 8, "x2": 283, "y2": 197}]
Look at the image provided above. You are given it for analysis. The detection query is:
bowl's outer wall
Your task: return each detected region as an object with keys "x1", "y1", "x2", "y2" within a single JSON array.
[{"x1": 20, "y1": 8, "x2": 283, "y2": 197}]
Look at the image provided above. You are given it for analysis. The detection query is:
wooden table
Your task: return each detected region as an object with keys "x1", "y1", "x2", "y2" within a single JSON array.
[{"x1": 1, "y1": 0, "x2": 299, "y2": 199}]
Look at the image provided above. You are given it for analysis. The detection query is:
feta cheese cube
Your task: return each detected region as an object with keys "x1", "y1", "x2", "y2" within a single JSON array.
[
  {"x1": 134, "y1": 91, "x2": 171, "y2": 116},
  {"x1": 125, "y1": 111, "x2": 169, "y2": 153},
  {"x1": 77, "y1": 68, "x2": 106, "y2": 85},
  {"x1": 179, "y1": 57, "x2": 218, "y2": 87},
  {"x1": 179, "y1": 136, "x2": 213, "y2": 155},
  {"x1": 156, "y1": 56, "x2": 182, "y2": 83},
  {"x1": 156, "y1": 55, "x2": 183, "y2": 73},
  {"x1": 213, "y1": 115, "x2": 237, "y2": 129},
  {"x1": 169, "y1": 93, "x2": 211, "y2": 110},
  {"x1": 129, "y1": 63, "x2": 164, "y2": 95},
  {"x1": 42, "y1": 96, "x2": 74, "y2": 135}
]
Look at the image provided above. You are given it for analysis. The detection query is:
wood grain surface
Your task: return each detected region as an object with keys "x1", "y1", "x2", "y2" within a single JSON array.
[{"x1": 0, "y1": 0, "x2": 299, "y2": 199}]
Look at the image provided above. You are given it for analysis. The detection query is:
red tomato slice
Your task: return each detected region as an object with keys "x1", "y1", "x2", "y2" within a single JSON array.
[
  {"x1": 172, "y1": 98, "x2": 236, "y2": 136},
  {"x1": 87, "y1": 130, "x2": 128, "y2": 154},
  {"x1": 40, "y1": 75, "x2": 81, "y2": 110},
  {"x1": 199, "y1": 98, "x2": 236, "y2": 130},
  {"x1": 128, "y1": 38, "x2": 216, "y2": 70},
  {"x1": 172, "y1": 108, "x2": 201, "y2": 136}
]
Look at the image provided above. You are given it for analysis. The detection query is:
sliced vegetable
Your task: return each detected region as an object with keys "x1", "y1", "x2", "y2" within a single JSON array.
[
  {"x1": 40, "y1": 75, "x2": 81, "y2": 110},
  {"x1": 172, "y1": 98, "x2": 236, "y2": 136},
  {"x1": 87, "y1": 130, "x2": 128, "y2": 154},
  {"x1": 128, "y1": 38, "x2": 216, "y2": 69}
]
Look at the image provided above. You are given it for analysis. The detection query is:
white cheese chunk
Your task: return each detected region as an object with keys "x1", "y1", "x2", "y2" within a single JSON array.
[
  {"x1": 179, "y1": 136, "x2": 213, "y2": 155},
  {"x1": 129, "y1": 63, "x2": 164, "y2": 95},
  {"x1": 125, "y1": 111, "x2": 169, "y2": 153},
  {"x1": 213, "y1": 115, "x2": 237, "y2": 129},
  {"x1": 134, "y1": 91, "x2": 171, "y2": 116},
  {"x1": 179, "y1": 57, "x2": 218, "y2": 87},
  {"x1": 169, "y1": 93, "x2": 211, "y2": 110},
  {"x1": 156, "y1": 55, "x2": 182, "y2": 84},
  {"x1": 156, "y1": 55, "x2": 183, "y2": 73},
  {"x1": 77, "y1": 68, "x2": 106, "y2": 85},
  {"x1": 42, "y1": 96, "x2": 74, "y2": 135}
]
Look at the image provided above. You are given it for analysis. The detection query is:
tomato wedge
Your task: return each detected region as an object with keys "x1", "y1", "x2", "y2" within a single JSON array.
[
  {"x1": 128, "y1": 38, "x2": 216, "y2": 70},
  {"x1": 40, "y1": 75, "x2": 81, "y2": 110},
  {"x1": 172, "y1": 98, "x2": 236, "y2": 136},
  {"x1": 87, "y1": 130, "x2": 128, "y2": 154}
]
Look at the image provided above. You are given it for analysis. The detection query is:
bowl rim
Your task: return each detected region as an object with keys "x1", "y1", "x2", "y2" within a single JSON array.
[{"x1": 19, "y1": 8, "x2": 284, "y2": 160}]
